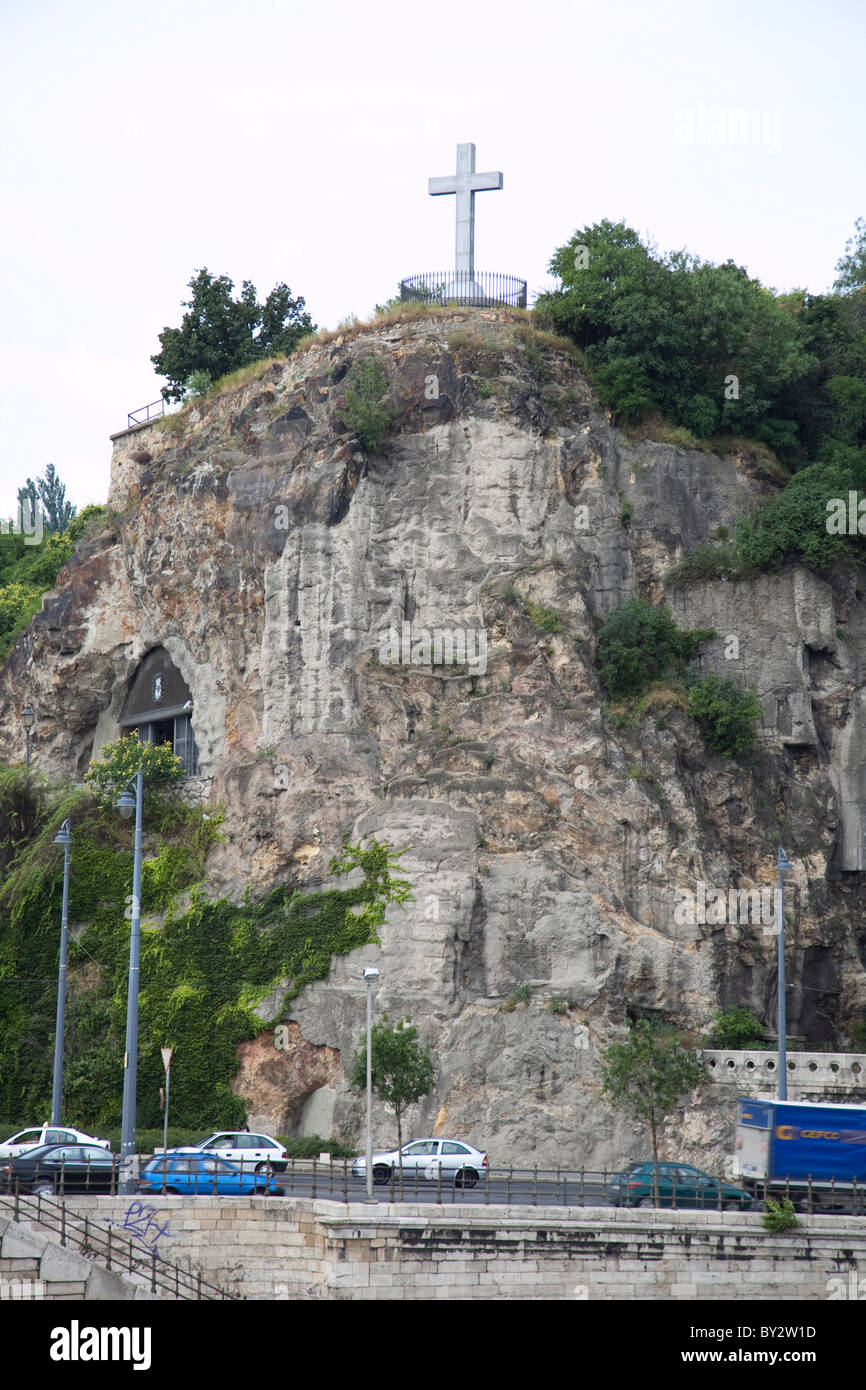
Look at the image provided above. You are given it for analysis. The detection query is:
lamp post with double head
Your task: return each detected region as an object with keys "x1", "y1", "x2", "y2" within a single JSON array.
[
  {"x1": 363, "y1": 966, "x2": 380, "y2": 1202},
  {"x1": 50, "y1": 818, "x2": 72, "y2": 1125},
  {"x1": 116, "y1": 768, "x2": 144, "y2": 1192},
  {"x1": 21, "y1": 705, "x2": 35, "y2": 768}
]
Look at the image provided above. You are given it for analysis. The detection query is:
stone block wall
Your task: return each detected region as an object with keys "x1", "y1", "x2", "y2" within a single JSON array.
[{"x1": 20, "y1": 1196, "x2": 866, "y2": 1301}]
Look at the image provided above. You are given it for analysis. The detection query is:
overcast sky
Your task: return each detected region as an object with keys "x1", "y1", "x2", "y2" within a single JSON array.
[{"x1": 1, "y1": 0, "x2": 863, "y2": 517}]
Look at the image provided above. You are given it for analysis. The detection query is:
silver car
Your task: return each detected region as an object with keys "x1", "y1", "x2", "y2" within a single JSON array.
[
  {"x1": 164, "y1": 1131, "x2": 288, "y2": 1173},
  {"x1": 352, "y1": 1138, "x2": 488, "y2": 1188}
]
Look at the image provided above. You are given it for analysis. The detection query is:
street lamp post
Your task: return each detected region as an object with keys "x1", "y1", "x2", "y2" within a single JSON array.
[
  {"x1": 50, "y1": 818, "x2": 71, "y2": 1125},
  {"x1": 776, "y1": 845, "x2": 793, "y2": 1101},
  {"x1": 21, "y1": 705, "x2": 35, "y2": 768},
  {"x1": 116, "y1": 767, "x2": 144, "y2": 1192},
  {"x1": 362, "y1": 966, "x2": 380, "y2": 1203}
]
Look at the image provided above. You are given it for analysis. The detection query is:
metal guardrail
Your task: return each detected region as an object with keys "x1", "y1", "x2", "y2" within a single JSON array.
[
  {"x1": 4, "y1": 1155, "x2": 864, "y2": 1216},
  {"x1": 0, "y1": 1187, "x2": 239, "y2": 1299},
  {"x1": 400, "y1": 270, "x2": 528, "y2": 309},
  {"x1": 127, "y1": 399, "x2": 166, "y2": 429}
]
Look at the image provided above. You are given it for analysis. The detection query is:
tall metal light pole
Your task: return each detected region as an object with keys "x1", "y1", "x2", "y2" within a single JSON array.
[
  {"x1": 116, "y1": 767, "x2": 144, "y2": 1192},
  {"x1": 50, "y1": 818, "x2": 71, "y2": 1125},
  {"x1": 362, "y1": 966, "x2": 380, "y2": 1203},
  {"x1": 776, "y1": 845, "x2": 793, "y2": 1101},
  {"x1": 21, "y1": 705, "x2": 35, "y2": 768}
]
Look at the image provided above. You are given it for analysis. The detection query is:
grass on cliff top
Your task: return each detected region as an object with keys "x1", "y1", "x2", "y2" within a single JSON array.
[{"x1": 621, "y1": 416, "x2": 786, "y2": 473}]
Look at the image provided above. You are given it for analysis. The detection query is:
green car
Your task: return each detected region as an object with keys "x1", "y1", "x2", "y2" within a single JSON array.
[{"x1": 606, "y1": 1162, "x2": 752, "y2": 1210}]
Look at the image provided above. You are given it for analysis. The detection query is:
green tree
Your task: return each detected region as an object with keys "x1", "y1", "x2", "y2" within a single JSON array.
[
  {"x1": 152, "y1": 268, "x2": 315, "y2": 401},
  {"x1": 537, "y1": 221, "x2": 811, "y2": 457},
  {"x1": 351, "y1": 1015, "x2": 435, "y2": 1179},
  {"x1": 600, "y1": 1020, "x2": 705, "y2": 1203},
  {"x1": 17, "y1": 463, "x2": 77, "y2": 535},
  {"x1": 834, "y1": 217, "x2": 866, "y2": 294}
]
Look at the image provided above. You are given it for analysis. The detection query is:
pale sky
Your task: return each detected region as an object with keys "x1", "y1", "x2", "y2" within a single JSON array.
[{"x1": 1, "y1": 0, "x2": 863, "y2": 517}]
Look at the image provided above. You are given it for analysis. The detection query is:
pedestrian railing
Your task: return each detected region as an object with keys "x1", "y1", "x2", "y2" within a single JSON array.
[
  {"x1": 0, "y1": 1187, "x2": 239, "y2": 1300},
  {"x1": 3, "y1": 1156, "x2": 862, "y2": 1216},
  {"x1": 127, "y1": 398, "x2": 166, "y2": 428},
  {"x1": 399, "y1": 270, "x2": 528, "y2": 310}
]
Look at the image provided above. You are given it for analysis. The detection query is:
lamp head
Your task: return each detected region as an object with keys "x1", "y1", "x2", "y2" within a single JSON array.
[
  {"x1": 52, "y1": 818, "x2": 71, "y2": 846},
  {"x1": 776, "y1": 846, "x2": 793, "y2": 872},
  {"x1": 21, "y1": 704, "x2": 35, "y2": 729},
  {"x1": 362, "y1": 967, "x2": 380, "y2": 983},
  {"x1": 115, "y1": 790, "x2": 136, "y2": 819}
]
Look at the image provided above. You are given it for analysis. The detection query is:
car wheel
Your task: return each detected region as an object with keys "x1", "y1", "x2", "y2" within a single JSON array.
[
  {"x1": 454, "y1": 1168, "x2": 478, "y2": 1189},
  {"x1": 636, "y1": 1196, "x2": 655, "y2": 1208},
  {"x1": 372, "y1": 1165, "x2": 391, "y2": 1186},
  {"x1": 254, "y1": 1163, "x2": 270, "y2": 1175},
  {"x1": 723, "y1": 1200, "x2": 742, "y2": 1211},
  {"x1": 32, "y1": 1182, "x2": 55, "y2": 1196}
]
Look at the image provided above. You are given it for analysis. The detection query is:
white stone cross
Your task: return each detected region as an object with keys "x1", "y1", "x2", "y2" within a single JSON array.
[{"x1": 428, "y1": 142, "x2": 503, "y2": 277}]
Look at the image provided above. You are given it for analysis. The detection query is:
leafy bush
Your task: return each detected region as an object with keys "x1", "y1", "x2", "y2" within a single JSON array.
[
  {"x1": 711, "y1": 1007, "x2": 765, "y2": 1048},
  {"x1": 84, "y1": 732, "x2": 184, "y2": 807},
  {"x1": 734, "y1": 460, "x2": 859, "y2": 571},
  {"x1": 762, "y1": 1198, "x2": 800, "y2": 1234},
  {"x1": 279, "y1": 1135, "x2": 357, "y2": 1159},
  {"x1": 596, "y1": 599, "x2": 713, "y2": 698},
  {"x1": 687, "y1": 674, "x2": 761, "y2": 757},
  {"x1": 338, "y1": 354, "x2": 394, "y2": 451},
  {"x1": 184, "y1": 369, "x2": 212, "y2": 398}
]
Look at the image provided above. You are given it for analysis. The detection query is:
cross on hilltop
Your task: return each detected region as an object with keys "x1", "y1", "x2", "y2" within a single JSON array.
[{"x1": 428, "y1": 143, "x2": 503, "y2": 279}]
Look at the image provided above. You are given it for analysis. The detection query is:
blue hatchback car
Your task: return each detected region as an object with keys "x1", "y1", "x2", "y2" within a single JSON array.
[{"x1": 138, "y1": 1154, "x2": 280, "y2": 1196}]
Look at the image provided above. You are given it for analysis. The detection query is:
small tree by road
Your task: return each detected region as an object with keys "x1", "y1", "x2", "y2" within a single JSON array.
[
  {"x1": 600, "y1": 1020, "x2": 705, "y2": 1204},
  {"x1": 351, "y1": 1015, "x2": 435, "y2": 1185}
]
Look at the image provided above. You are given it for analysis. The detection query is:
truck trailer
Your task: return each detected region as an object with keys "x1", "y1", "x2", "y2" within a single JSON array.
[{"x1": 733, "y1": 1096, "x2": 866, "y2": 1212}]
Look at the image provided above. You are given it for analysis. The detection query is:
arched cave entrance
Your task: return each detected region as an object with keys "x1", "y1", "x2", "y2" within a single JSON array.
[{"x1": 118, "y1": 647, "x2": 199, "y2": 775}]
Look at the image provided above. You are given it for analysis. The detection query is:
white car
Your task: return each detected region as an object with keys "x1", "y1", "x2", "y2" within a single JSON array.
[
  {"x1": 0, "y1": 1125, "x2": 111, "y2": 1160},
  {"x1": 162, "y1": 1131, "x2": 288, "y2": 1173},
  {"x1": 352, "y1": 1138, "x2": 488, "y2": 1187}
]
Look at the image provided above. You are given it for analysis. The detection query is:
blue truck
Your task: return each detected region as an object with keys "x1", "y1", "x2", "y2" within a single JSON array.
[{"x1": 734, "y1": 1096, "x2": 866, "y2": 1212}]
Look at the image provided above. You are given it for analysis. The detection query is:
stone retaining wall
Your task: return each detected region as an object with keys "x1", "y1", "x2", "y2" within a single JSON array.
[
  {"x1": 0, "y1": 1212, "x2": 159, "y2": 1300},
  {"x1": 25, "y1": 1196, "x2": 866, "y2": 1301},
  {"x1": 702, "y1": 1050, "x2": 866, "y2": 1091}
]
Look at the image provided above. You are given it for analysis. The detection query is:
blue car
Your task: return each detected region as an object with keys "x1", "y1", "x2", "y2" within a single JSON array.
[{"x1": 138, "y1": 1154, "x2": 280, "y2": 1195}]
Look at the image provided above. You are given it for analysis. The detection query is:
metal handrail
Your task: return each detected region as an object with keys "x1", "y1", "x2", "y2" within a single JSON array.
[
  {"x1": 6, "y1": 1151, "x2": 863, "y2": 1217},
  {"x1": 0, "y1": 1186, "x2": 239, "y2": 1300},
  {"x1": 127, "y1": 399, "x2": 166, "y2": 428}
]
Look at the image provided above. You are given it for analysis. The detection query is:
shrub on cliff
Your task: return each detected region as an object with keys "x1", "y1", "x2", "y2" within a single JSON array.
[
  {"x1": 687, "y1": 674, "x2": 762, "y2": 757},
  {"x1": 710, "y1": 1006, "x2": 765, "y2": 1048},
  {"x1": 337, "y1": 354, "x2": 394, "y2": 451},
  {"x1": 596, "y1": 599, "x2": 713, "y2": 698}
]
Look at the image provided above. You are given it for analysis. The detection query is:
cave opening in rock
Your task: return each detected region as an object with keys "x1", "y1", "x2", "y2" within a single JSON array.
[{"x1": 119, "y1": 646, "x2": 199, "y2": 775}]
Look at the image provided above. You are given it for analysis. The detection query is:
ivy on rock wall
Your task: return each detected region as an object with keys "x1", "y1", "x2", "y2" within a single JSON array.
[{"x1": 0, "y1": 767, "x2": 411, "y2": 1131}]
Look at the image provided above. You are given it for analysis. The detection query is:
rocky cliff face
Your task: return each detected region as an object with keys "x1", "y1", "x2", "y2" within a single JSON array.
[{"x1": 3, "y1": 308, "x2": 865, "y2": 1168}]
